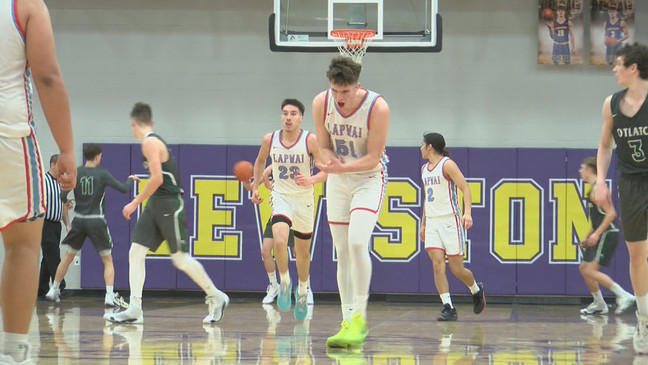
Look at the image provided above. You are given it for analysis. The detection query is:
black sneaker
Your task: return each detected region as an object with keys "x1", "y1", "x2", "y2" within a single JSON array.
[
  {"x1": 437, "y1": 304, "x2": 457, "y2": 321},
  {"x1": 472, "y1": 282, "x2": 485, "y2": 314}
]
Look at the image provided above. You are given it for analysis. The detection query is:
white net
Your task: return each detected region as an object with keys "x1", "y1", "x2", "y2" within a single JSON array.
[{"x1": 330, "y1": 29, "x2": 375, "y2": 64}]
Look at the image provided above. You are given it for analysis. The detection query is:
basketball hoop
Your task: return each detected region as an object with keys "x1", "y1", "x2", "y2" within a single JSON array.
[{"x1": 330, "y1": 29, "x2": 375, "y2": 64}]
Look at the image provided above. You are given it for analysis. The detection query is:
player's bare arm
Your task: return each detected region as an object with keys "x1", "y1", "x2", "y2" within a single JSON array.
[
  {"x1": 444, "y1": 160, "x2": 473, "y2": 230},
  {"x1": 22, "y1": 0, "x2": 76, "y2": 189},
  {"x1": 419, "y1": 199, "x2": 426, "y2": 241},
  {"x1": 594, "y1": 96, "x2": 614, "y2": 205},
  {"x1": 312, "y1": 92, "x2": 338, "y2": 166},
  {"x1": 295, "y1": 134, "x2": 328, "y2": 186},
  {"x1": 251, "y1": 133, "x2": 272, "y2": 204},
  {"x1": 122, "y1": 137, "x2": 165, "y2": 219}
]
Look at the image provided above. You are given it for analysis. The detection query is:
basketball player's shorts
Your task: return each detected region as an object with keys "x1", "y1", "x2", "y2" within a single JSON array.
[
  {"x1": 552, "y1": 44, "x2": 571, "y2": 65},
  {"x1": 581, "y1": 229, "x2": 619, "y2": 266},
  {"x1": 325, "y1": 170, "x2": 387, "y2": 224},
  {"x1": 617, "y1": 172, "x2": 648, "y2": 242},
  {"x1": 606, "y1": 44, "x2": 622, "y2": 65},
  {"x1": 424, "y1": 214, "x2": 466, "y2": 257},
  {"x1": 263, "y1": 217, "x2": 295, "y2": 247},
  {"x1": 131, "y1": 194, "x2": 188, "y2": 253},
  {"x1": 63, "y1": 216, "x2": 113, "y2": 254},
  {"x1": 270, "y1": 191, "x2": 314, "y2": 235},
  {"x1": 0, "y1": 134, "x2": 46, "y2": 230}
]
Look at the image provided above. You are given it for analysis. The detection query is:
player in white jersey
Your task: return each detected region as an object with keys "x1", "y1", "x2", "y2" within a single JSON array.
[
  {"x1": 419, "y1": 133, "x2": 485, "y2": 322},
  {"x1": 251, "y1": 99, "x2": 325, "y2": 320},
  {"x1": 0, "y1": 0, "x2": 76, "y2": 362},
  {"x1": 312, "y1": 57, "x2": 389, "y2": 348}
]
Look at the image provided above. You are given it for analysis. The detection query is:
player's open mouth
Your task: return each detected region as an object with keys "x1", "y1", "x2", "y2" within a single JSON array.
[{"x1": 337, "y1": 102, "x2": 345, "y2": 108}]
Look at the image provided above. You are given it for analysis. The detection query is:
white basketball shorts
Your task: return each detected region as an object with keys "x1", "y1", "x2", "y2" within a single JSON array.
[
  {"x1": 424, "y1": 214, "x2": 465, "y2": 257},
  {"x1": 270, "y1": 191, "x2": 314, "y2": 234},
  {"x1": 0, "y1": 133, "x2": 46, "y2": 230},
  {"x1": 326, "y1": 170, "x2": 387, "y2": 224}
]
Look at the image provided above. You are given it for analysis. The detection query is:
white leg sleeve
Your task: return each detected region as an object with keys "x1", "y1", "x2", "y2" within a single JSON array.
[
  {"x1": 330, "y1": 224, "x2": 354, "y2": 319},
  {"x1": 348, "y1": 209, "x2": 379, "y2": 317},
  {"x1": 129, "y1": 243, "x2": 149, "y2": 300},
  {"x1": 170, "y1": 252, "x2": 219, "y2": 297}
]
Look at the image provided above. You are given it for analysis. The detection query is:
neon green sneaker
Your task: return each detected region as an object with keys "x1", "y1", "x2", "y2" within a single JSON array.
[
  {"x1": 345, "y1": 313, "x2": 368, "y2": 347},
  {"x1": 326, "y1": 320, "x2": 351, "y2": 348}
]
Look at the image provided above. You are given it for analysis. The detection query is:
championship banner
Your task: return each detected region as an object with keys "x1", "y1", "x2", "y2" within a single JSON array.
[
  {"x1": 81, "y1": 144, "x2": 630, "y2": 297},
  {"x1": 589, "y1": 0, "x2": 635, "y2": 66},
  {"x1": 537, "y1": 0, "x2": 584, "y2": 65}
]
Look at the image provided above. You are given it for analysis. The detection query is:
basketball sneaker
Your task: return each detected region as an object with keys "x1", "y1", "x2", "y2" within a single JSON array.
[
  {"x1": 45, "y1": 287, "x2": 61, "y2": 303},
  {"x1": 277, "y1": 281, "x2": 292, "y2": 310},
  {"x1": 105, "y1": 292, "x2": 129, "y2": 308},
  {"x1": 326, "y1": 320, "x2": 351, "y2": 348},
  {"x1": 616, "y1": 295, "x2": 636, "y2": 315},
  {"x1": 307, "y1": 287, "x2": 314, "y2": 305},
  {"x1": 262, "y1": 283, "x2": 280, "y2": 304},
  {"x1": 203, "y1": 292, "x2": 230, "y2": 324},
  {"x1": 104, "y1": 305, "x2": 143, "y2": 324},
  {"x1": 634, "y1": 312, "x2": 648, "y2": 354},
  {"x1": 438, "y1": 304, "x2": 458, "y2": 321},
  {"x1": 293, "y1": 288, "x2": 308, "y2": 320},
  {"x1": 580, "y1": 301, "x2": 609, "y2": 315},
  {"x1": 345, "y1": 313, "x2": 368, "y2": 347},
  {"x1": 472, "y1": 282, "x2": 486, "y2": 314},
  {"x1": 0, "y1": 346, "x2": 31, "y2": 365}
]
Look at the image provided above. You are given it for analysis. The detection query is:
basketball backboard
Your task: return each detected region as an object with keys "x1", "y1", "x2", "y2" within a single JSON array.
[{"x1": 269, "y1": 0, "x2": 442, "y2": 53}]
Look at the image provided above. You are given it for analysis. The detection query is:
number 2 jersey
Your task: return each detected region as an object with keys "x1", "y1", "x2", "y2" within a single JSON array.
[
  {"x1": 610, "y1": 89, "x2": 648, "y2": 174},
  {"x1": 269, "y1": 129, "x2": 313, "y2": 196},
  {"x1": 324, "y1": 88, "x2": 389, "y2": 175},
  {"x1": 422, "y1": 157, "x2": 461, "y2": 218}
]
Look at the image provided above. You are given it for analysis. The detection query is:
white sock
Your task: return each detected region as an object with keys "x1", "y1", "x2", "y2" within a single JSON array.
[
  {"x1": 342, "y1": 304, "x2": 355, "y2": 322},
  {"x1": 468, "y1": 281, "x2": 480, "y2": 295},
  {"x1": 279, "y1": 271, "x2": 290, "y2": 285},
  {"x1": 348, "y1": 211, "x2": 376, "y2": 314},
  {"x1": 52, "y1": 281, "x2": 61, "y2": 290},
  {"x1": 440, "y1": 292, "x2": 453, "y2": 307},
  {"x1": 637, "y1": 292, "x2": 648, "y2": 317},
  {"x1": 592, "y1": 290, "x2": 605, "y2": 304},
  {"x1": 609, "y1": 283, "x2": 631, "y2": 298},
  {"x1": 106, "y1": 285, "x2": 114, "y2": 296},
  {"x1": 268, "y1": 271, "x2": 278, "y2": 286},
  {"x1": 298, "y1": 280, "x2": 308, "y2": 296},
  {"x1": 130, "y1": 296, "x2": 143, "y2": 309},
  {"x1": 354, "y1": 295, "x2": 369, "y2": 318},
  {"x1": 3, "y1": 332, "x2": 30, "y2": 362}
]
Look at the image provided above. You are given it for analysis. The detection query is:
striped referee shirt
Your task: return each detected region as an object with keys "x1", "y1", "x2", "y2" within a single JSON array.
[{"x1": 43, "y1": 172, "x2": 63, "y2": 222}]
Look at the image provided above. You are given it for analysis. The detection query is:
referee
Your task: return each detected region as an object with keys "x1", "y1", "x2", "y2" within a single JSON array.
[{"x1": 38, "y1": 154, "x2": 70, "y2": 298}]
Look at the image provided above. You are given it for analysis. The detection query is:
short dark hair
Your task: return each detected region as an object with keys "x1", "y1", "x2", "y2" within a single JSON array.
[
  {"x1": 616, "y1": 42, "x2": 648, "y2": 80},
  {"x1": 281, "y1": 99, "x2": 305, "y2": 115},
  {"x1": 582, "y1": 157, "x2": 597, "y2": 174},
  {"x1": 130, "y1": 102, "x2": 153, "y2": 125},
  {"x1": 83, "y1": 143, "x2": 102, "y2": 161},
  {"x1": 326, "y1": 56, "x2": 362, "y2": 85},
  {"x1": 49, "y1": 154, "x2": 59, "y2": 165},
  {"x1": 423, "y1": 132, "x2": 450, "y2": 157}
]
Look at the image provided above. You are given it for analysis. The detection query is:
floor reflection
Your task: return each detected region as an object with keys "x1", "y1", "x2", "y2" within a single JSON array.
[{"x1": 15, "y1": 297, "x2": 643, "y2": 364}]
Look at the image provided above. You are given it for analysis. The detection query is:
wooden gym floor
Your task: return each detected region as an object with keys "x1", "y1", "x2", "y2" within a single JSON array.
[{"x1": 4, "y1": 294, "x2": 645, "y2": 364}]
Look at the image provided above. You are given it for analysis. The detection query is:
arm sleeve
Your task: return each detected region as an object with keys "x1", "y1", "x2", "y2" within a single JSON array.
[
  {"x1": 60, "y1": 189, "x2": 70, "y2": 202},
  {"x1": 103, "y1": 170, "x2": 133, "y2": 194}
]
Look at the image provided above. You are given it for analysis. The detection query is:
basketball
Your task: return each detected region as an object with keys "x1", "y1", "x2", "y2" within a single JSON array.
[
  {"x1": 233, "y1": 160, "x2": 253, "y2": 182},
  {"x1": 542, "y1": 8, "x2": 554, "y2": 20},
  {"x1": 605, "y1": 36, "x2": 617, "y2": 47}
]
